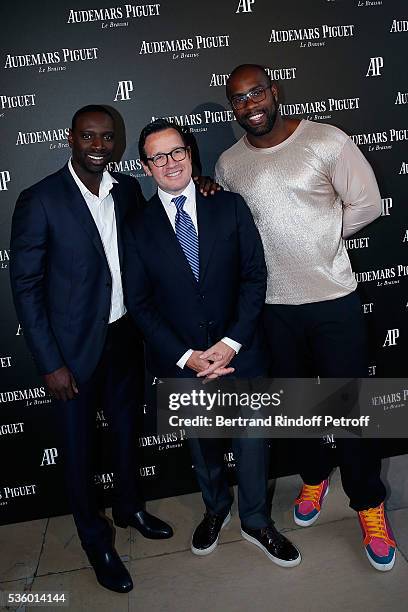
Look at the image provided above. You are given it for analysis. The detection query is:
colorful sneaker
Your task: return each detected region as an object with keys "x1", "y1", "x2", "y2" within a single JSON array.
[
  {"x1": 358, "y1": 503, "x2": 396, "y2": 571},
  {"x1": 294, "y1": 479, "x2": 329, "y2": 527}
]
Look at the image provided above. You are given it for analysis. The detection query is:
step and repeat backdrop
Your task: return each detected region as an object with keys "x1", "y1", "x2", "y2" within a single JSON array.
[{"x1": 0, "y1": 0, "x2": 407, "y2": 524}]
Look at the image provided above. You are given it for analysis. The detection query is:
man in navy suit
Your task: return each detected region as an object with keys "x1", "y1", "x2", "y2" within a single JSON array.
[
  {"x1": 123, "y1": 118, "x2": 301, "y2": 567},
  {"x1": 10, "y1": 106, "x2": 173, "y2": 593}
]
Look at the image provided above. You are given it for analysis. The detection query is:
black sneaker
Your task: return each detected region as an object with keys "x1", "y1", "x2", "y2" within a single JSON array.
[
  {"x1": 241, "y1": 523, "x2": 301, "y2": 567},
  {"x1": 191, "y1": 511, "x2": 231, "y2": 556}
]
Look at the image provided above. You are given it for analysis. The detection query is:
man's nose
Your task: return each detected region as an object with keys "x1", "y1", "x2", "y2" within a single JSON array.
[
  {"x1": 244, "y1": 95, "x2": 259, "y2": 110},
  {"x1": 92, "y1": 136, "x2": 104, "y2": 149},
  {"x1": 166, "y1": 154, "x2": 178, "y2": 167}
]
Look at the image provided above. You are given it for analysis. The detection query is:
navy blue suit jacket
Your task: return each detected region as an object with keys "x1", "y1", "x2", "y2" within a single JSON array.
[
  {"x1": 10, "y1": 164, "x2": 144, "y2": 383},
  {"x1": 123, "y1": 187, "x2": 267, "y2": 378}
]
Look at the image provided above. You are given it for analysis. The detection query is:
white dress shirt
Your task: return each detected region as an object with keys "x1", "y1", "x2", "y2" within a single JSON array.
[
  {"x1": 68, "y1": 159, "x2": 126, "y2": 323},
  {"x1": 157, "y1": 179, "x2": 241, "y2": 369}
]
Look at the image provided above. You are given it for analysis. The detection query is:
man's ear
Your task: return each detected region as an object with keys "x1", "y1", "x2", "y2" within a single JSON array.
[
  {"x1": 141, "y1": 161, "x2": 152, "y2": 177},
  {"x1": 271, "y1": 84, "x2": 278, "y2": 103},
  {"x1": 68, "y1": 129, "x2": 73, "y2": 149}
]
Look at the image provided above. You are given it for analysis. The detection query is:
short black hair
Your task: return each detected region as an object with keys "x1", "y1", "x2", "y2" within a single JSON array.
[
  {"x1": 138, "y1": 118, "x2": 190, "y2": 163},
  {"x1": 226, "y1": 64, "x2": 271, "y2": 99},
  {"x1": 71, "y1": 105, "x2": 114, "y2": 130}
]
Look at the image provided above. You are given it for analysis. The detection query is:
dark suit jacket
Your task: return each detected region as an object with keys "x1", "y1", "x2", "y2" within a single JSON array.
[
  {"x1": 10, "y1": 163, "x2": 144, "y2": 383},
  {"x1": 123, "y1": 187, "x2": 267, "y2": 378}
]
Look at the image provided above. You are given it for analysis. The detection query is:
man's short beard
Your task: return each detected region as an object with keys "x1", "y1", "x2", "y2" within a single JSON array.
[{"x1": 238, "y1": 108, "x2": 277, "y2": 137}]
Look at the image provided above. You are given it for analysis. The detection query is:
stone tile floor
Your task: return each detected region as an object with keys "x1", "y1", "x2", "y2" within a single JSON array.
[{"x1": 1, "y1": 456, "x2": 407, "y2": 611}]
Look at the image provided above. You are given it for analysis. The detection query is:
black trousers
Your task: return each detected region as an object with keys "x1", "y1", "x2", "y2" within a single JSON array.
[
  {"x1": 263, "y1": 292, "x2": 386, "y2": 511},
  {"x1": 57, "y1": 315, "x2": 145, "y2": 550},
  {"x1": 146, "y1": 365, "x2": 271, "y2": 529},
  {"x1": 189, "y1": 436, "x2": 271, "y2": 529},
  {"x1": 170, "y1": 358, "x2": 271, "y2": 529}
]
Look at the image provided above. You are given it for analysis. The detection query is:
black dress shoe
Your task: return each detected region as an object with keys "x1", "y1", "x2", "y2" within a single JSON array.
[
  {"x1": 114, "y1": 510, "x2": 173, "y2": 539},
  {"x1": 85, "y1": 546, "x2": 133, "y2": 593},
  {"x1": 241, "y1": 522, "x2": 301, "y2": 567},
  {"x1": 191, "y1": 510, "x2": 231, "y2": 556}
]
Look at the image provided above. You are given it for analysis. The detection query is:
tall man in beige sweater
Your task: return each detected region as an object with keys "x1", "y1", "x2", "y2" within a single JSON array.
[{"x1": 213, "y1": 64, "x2": 396, "y2": 572}]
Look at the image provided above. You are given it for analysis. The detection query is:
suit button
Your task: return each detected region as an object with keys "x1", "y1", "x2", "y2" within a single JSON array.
[{"x1": 106, "y1": 281, "x2": 112, "y2": 287}]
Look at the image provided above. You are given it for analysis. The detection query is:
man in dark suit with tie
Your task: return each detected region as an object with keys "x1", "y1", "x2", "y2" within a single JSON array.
[
  {"x1": 123, "y1": 118, "x2": 301, "y2": 567},
  {"x1": 10, "y1": 105, "x2": 173, "y2": 593}
]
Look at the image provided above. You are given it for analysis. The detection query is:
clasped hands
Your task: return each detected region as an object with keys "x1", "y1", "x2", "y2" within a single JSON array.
[{"x1": 186, "y1": 341, "x2": 236, "y2": 380}]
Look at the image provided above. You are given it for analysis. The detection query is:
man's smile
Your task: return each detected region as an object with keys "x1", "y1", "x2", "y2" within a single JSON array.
[
  {"x1": 246, "y1": 111, "x2": 266, "y2": 125},
  {"x1": 165, "y1": 169, "x2": 183, "y2": 178}
]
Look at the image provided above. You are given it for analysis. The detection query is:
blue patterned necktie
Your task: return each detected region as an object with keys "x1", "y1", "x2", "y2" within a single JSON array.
[{"x1": 172, "y1": 194, "x2": 200, "y2": 282}]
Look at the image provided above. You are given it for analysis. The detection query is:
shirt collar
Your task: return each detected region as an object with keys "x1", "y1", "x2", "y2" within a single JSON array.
[
  {"x1": 157, "y1": 178, "x2": 195, "y2": 209},
  {"x1": 68, "y1": 158, "x2": 118, "y2": 199}
]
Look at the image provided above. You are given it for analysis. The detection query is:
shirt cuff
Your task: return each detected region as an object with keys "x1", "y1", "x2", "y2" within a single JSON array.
[
  {"x1": 177, "y1": 349, "x2": 193, "y2": 369},
  {"x1": 221, "y1": 337, "x2": 241, "y2": 354}
]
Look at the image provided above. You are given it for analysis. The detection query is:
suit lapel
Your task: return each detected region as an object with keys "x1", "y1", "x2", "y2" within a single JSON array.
[
  {"x1": 111, "y1": 179, "x2": 130, "y2": 269},
  {"x1": 146, "y1": 194, "x2": 198, "y2": 285},
  {"x1": 196, "y1": 188, "x2": 219, "y2": 285},
  {"x1": 59, "y1": 165, "x2": 107, "y2": 262}
]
